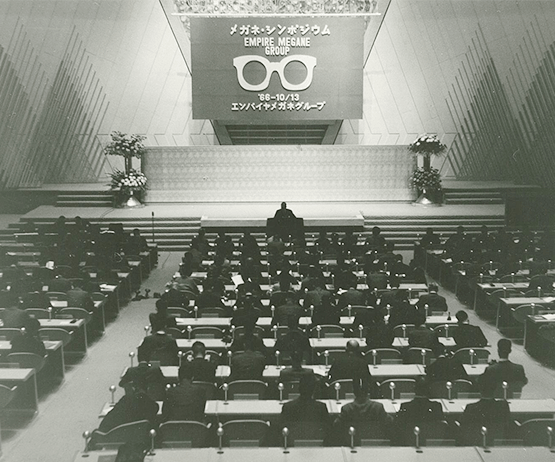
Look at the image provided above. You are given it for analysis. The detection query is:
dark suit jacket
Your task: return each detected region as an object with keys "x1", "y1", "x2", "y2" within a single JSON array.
[
  {"x1": 149, "y1": 312, "x2": 177, "y2": 330},
  {"x1": 303, "y1": 288, "x2": 332, "y2": 309},
  {"x1": 98, "y1": 392, "x2": 158, "y2": 432},
  {"x1": 337, "y1": 398, "x2": 391, "y2": 425},
  {"x1": 48, "y1": 277, "x2": 73, "y2": 293},
  {"x1": 119, "y1": 362, "x2": 167, "y2": 395},
  {"x1": 179, "y1": 357, "x2": 217, "y2": 382},
  {"x1": 408, "y1": 326, "x2": 439, "y2": 349},
  {"x1": 66, "y1": 287, "x2": 94, "y2": 310},
  {"x1": 338, "y1": 289, "x2": 366, "y2": 309},
  {"x1": 426, "y1": 354, "x2": 468, "y2": 382},
  {"x1": 460, "y1": 398, "x2": 512, "y2": 444},
  {"x1": 137, "y1": 332, "x2": 179, "y2": 366},
  {"x1": 480, "y1": 360, "x2": 528, "y2": 396},
  {"x1": 279, "y1": 367, "x2": 314, "y2": 383},
  {"x1": 328, "y1": 354, "x2": 372, "y2": 383},
  {"x1": 162, "y1": 381, "x2": 206, "y2": 422},
  {"x1": 272, "y1": 302, "x2": 303, "y2": 326},
  {"x1": 230, "y1": 350, "x2": 266, "y2": 380},
  {"x1": 453, "y1": 323, "x2": 488, "y2": 348},
  {"x1": 280, "y1": 397, "x2": 330, "y2": 426},
  {"x1": 1, "y1": 307, "x2": 31, "y2": 328},
  {"x1": 10, "y1": 332, "x2": 46, "y2": 356},
  {"x1": 417, "y1": 293, "x2": 448, "y2": 312},
  {"x1": 527, "y1": 274, "x2": 555, "y2": 292},
  {"x1": 274, "y1": 330, "x2": 311, "y2": 358},
  {"x1": 396, "y1": 397, "x2": 444, "y2": 426}
]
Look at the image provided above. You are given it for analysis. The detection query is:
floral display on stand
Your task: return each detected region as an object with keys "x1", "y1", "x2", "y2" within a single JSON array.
[
  {"x1": 408, "y1": 134, "x2": 446, "y2": 206},
  {"x1": 104, "y1": 132, "x2": 147, "y2": 207}
]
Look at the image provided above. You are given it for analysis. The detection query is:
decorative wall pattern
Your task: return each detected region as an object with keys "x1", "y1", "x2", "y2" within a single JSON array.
[{"x1": 143, "y1": 145, "x2": 415, "y2": 202}]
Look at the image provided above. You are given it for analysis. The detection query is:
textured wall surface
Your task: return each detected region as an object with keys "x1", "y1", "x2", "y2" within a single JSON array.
[{"x1": 143, "y1": 145, "x2": 416, "y2": 202}]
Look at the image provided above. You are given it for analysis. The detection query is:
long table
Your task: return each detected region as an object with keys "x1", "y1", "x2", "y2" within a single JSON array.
[
  {"x1": 0, "y1": 368, "x2": 38, "y2": 412},
  {"x1": 0, "y1": 340, "x2": 65, "y2": 382}
]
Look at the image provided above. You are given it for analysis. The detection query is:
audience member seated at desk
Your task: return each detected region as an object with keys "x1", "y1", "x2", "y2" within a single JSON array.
[
  {"x1": 230, "y1": 322, "x2": 268, "y2": 357},
  {"x1": 388, "y1": 291, "x2": 425, "y2": 329},
  {"x1": 214, "y1": 232, "x2": 234, "y2": 259},
  {"x1": 162, "y1": 366, "x2": 206, "y2": 422},
  {"x1": 180, "y1": 341, "x2": 218, "y2": 382},
  {"x1": 426, "y1": 343, "x2": 468, "y2": 383},
  {"x1": 416, "y1": 283, "x2": 448, "y2": 312},
  {"x1": 365, "y1": 315, "x2": 395, "y2": 350},
  {"x1": 169, "y1": 266, "x2": 199, "y2": 298},
  {"x1": 274, "y1": 317, "x2": 311, "y2": 363},
  {"x1": 239, "y1": 232, "x2": 260, "y2": 259},
  {"x1": 408, "y1": 318, "x2": 440, "y2": 350},
  {"x1": 327, "y1": 340, "x2": 374, "y2": 388},
  {"x1": 479, "y1": 338, "x2": 528, "y2": 398},
  {"x1": 48, "y1": 271, "x2": 73, "y2": 293},
  {"x1": 272, "y1": 292, "x2": 302, "y2": 327},
  {"x1": 124, "y1": 228, "x2": 149, "y2": 255},
  {"x1": 10, "y1": 317, "x2": 46, "y2": 356},
  {"x1": 364, "y1": 226, "x2": 387, "y2": 253},
  {"x1": 1, "y1": 292, "x2": 31, "y2": 328},
  {"x1": 332, "y1": 260, "x2": 357, "y2": 291},
  {"x1": 149, "y1": 299, "x2": 177, "y2": 331},
  {"x1": 419, "y1": 228, "x2": 441, "y2": 249},
  {"x1": 66, "y1": 280, "x2": 95, "y2": 311},
  {"x1": 20, "y1": 290, "x2": 52, "y2": 311},
  {"x1": 453, "y1": 310, "x2": 488, "y2": 348},
  {"x1": 394, "y1": 377, "x2": 445, "y2": 445},
  {"x1": 333, "y1": 377, "x2": 392, "y2": 445},
  {"x1": 231, "y1": 294, "x2": 262, "y2": 329},
  {"x1": 458, "y1": 380, "x2": 514, "y2": 446},
  {"x1": 300, "y1": 265, "x2": 326, "y2": 293},
  {"x1": 303, "y1": 284, "x2": 332, "y2": 310},
  {"x1": 527, "y1": 262, "x2": 555, "y2": 293},
  {"x1": 279, "y1": 349, "x2": 316, "y2": 383},
  {"x1": 240, "y1": 256, "x2": 263, "y2": 283},
  {"x1": 337, "y1": 281, "x2": 367, "y2": 309},
  {"x1": 195, "y1": 279, "x2": 226, "y2": 311},
  {"x1": 97, "y1": 384, "x2": 158, "y2": 434},
  {"x1": 279, "y1": 373, "x2": 330, "y2": 435},
  {"x1": 137, "y1": 321, "x2": 179, "y2": 366},
  {"x1": 119, "y1": 360, "x2": 166, "y2": 401},
  {"x1": 311, "y1": 292, "x2": 340, "y2": 327},
  {"x1": 230, "y1": 335, "x2": 266, "y2": 381}
]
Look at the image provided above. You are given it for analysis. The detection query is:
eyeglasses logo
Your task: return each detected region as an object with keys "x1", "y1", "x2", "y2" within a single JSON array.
[{"x1": 233, "y1": 54, "x2": 317, "y2": 92}]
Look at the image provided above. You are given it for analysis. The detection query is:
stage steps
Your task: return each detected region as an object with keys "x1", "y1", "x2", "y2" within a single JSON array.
[{"x1": 56, "y1": 190, "x2": 113, "y2": 207}]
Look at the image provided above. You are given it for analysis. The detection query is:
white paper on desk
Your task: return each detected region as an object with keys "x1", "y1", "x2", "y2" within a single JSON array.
[
  {"x1": 542, "y1": 297, "x2": 555, "y2": 303},
  {"x1": 444, "y1": 258, "x2": 453, "y2": 263},
  {"x1": 541, "y1": 314, "x2": 555, "y2": 320},
  {"x1": 232, "y1": 274, "x2": 244, "y2": 287}
]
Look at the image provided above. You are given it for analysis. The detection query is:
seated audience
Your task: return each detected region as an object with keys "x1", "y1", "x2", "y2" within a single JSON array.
[
  {"x1": 272, "y1": 292, "x2": 302, "y2": 327},
  {"x1": 453, "y1": 310, "x2": 488, "y2": 348},
  {"x1": 162, "y1": 366, "x2": 206, "y2": 422},
  {"x1": 303, "y1": 284, "x2": 332, "y2": 310},
  {"x1": 408, "y1": 318, "x2": 440, "y2": 350},
  {"x1": 426, "y1": 343, "x2": 468, "y2": 383},
  {"x1": 479, "y1": 338, "x2": 528, "y2": 398},
  {"x1": 230, "y1": 322, "x2": 268, "y2": 357},
  {"x1": 229, "y1": 335, "x2": 266, "y2": 381},
  {"x1": 1, "y1": 293, "x2": 31, "y2": 328},
  {"x1": 137, "y1": 321, "x2": 179, "y2": 366},
  {"x1": 311, "y1": 292, "x2": 340, "y2": 327},
  {"x1": 327, "y1": 340, "x2": 374, "y2": 388},
  {"x1": 274, "y1": 316, "x2": 312, "y2": 363},
  {"x1": 337, "y1": 282, "x2": 366, "y2": 309},
  {"x1": 148, "y1": 299, "x2": 177, "y2": 331},
  {"x1": 66, "y1": 280, "x2": 95, "y2": 311},
  {"x1": 119, "y1": 360, "x2": 166, "y2": 401},
  {"x1": 527, "y1": 262, "x2": 554, "y2": 293},
  {"x1": 10, "y1": 317, "x2": 46, "y2": 356},
  {"x1": 180, "y1": 340, "x2": 218, "y2": 382},
  {"x1": 416, "y1": 283, "x2": 448, "y2": 312},
  {"x1": 279, "y1": 349, "x2": 315, "y2": 383}
]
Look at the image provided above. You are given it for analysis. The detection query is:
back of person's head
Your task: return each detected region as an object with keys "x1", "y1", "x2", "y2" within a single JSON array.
[
  {"x1": 281, "y1": 202, "x2": 287, "y2": 209},
  {"x1": 456, "y1": 310, "x2": 469, "y2": 324},
  {"x1": 192, "y1": 341, "x2": 206, "y2": 357},
  {"x1": 178, "y1": 363, "x2": 195, "y2": 382},
  {"x1": 353, "y1": 376, "x2": 369, "y2": 400},
  {"x1": 155, "y1": 298, "x2": 168, "y2": 313},
  {"x1": 414, "y1": 377, "x2": 430, "y2": 397},
  {"x1": 24, "y1": 317, "x2": 40, "y2": 336},
  {"x1": 298, "y1": 373, "x2": 316, "y2": 398},
  {"x1": 428, "y1": 283, "x2": 439, "y2": 293},
  {"x1": 372, "y1": 226, "x2": 381, "y2": 236},
  {"x1": 346, "y1": 339, "x2": 360, "y2": 354},
  {"x1": 498, "y1": 338, "x2": 512, "y2": 358}
]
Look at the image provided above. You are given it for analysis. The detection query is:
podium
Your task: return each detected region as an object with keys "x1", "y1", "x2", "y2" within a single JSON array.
[{"x1": 266, "y1": 217, "x2": 304, "y2": 242}]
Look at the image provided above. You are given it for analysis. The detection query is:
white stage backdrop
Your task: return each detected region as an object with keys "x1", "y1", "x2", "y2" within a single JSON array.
[{"x1": 143, "y1": 145, "x2": 415, "y2": 202}]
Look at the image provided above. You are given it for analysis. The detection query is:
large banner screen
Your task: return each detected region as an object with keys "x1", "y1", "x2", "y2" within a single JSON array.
[{"x1": 191, "y1": 17, "x2": 364, "y2": 121}]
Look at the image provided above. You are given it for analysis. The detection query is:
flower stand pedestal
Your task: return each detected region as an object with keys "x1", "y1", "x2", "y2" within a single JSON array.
[
  {"x1": 413, "y1": 188, "x2": 443, "y2": 207},
  {"x1": 112, "y1": 190, "x2": 144, "y2": 208}
]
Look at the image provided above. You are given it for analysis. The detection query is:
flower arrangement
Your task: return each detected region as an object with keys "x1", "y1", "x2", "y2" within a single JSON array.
[
  {"x1": 408, "y1": 134, "x2": 447, "y2": 156},
  {"x1": 410, "y1": 167, "x2": 442, "y2": 191},
  {"x1": 104, "y1": 131, "x2": 146, "y2": 160},
  {"x1": 109, "y1": 169, "x2": 147, "y2": 195}
]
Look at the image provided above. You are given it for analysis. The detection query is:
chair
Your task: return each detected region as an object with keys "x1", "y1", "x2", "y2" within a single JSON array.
[
  {"x1": 46, "y1": 291, "x2": 68, "y2": 301},
  {"x1": 341, "y1": 305, "x2": 372, "y2": 317},
  {"x1": 379, "y1": 379, "x2": 416, "y2": 399},
  {"x1": 59, "y1": 307, "x2": 93, "y2": 324},
  {"x1": 198, "y1": 307, "x2": 226, "y2": 318},
  {"x1": 392, "y1": 324, "x2": 416, "y2": 338},
  {"x1": 346, "y1": 422, "x2": 390, "y2": 446},
  {"x1": 453, "y1": 347, "x2": 490, "y2": 365},
  {"x1": 0, "y1": 384, "x2": 17, "y2": 409},
  {"x1": 328, "y1": 379, "x2": 355, "y2": 400},
  {"x1": 519, "y1": 419, "x2": 555, "y2": 446},
  {"x1": 498, "y1": 273, "x2": 528, "y2": 283},
  {"x1": 167, "y1": 307, "x2": 190, "y2": 318},
  {"x1": 410, "y1": 420, "x2": 455, "y2": 446},
  {"x1": 91, "y1": 292, "x2": 107, "y2": 303},
  {"x1": 405, "y1": 347, "x2": 435, "y2": 365},
  {"x1": 457, "y1": 422, "x2": 521, "y2": 446},
  {"x1": 428, "y1": 379, "x2": 476, "y2": 399},
  {"x1": 226, "y1": 380, "x2": 268, "y2": 400},
  {"x1": 434, "y1": 324, "x2": 459, "y2": 338},
  {"x1": 278, "y1": 380, "x2": 301, "y2": 400},
  {"x1": 190, "y1": 326, "x2": 224, "y2": 339},
  {"x1": 158, "y1": 420, "x2": 211, "y2": 448},
  {"x1": 232, "y1": 325, "x2": 265, "y2": 339},
  {"x1": 309, "y1": 325, "x2": 345, "y2": 339},
  {"x1": 493, "y1": 381, "x2": 524, "y2": 400},
  {"x1": 316, "y1": 349, "x2": 346, "y2": 366},
  {"x1": 166, "y1": 327, "x2": 185, "y2": 339},
  {"x1": 53, "y1": 266, "x2": 73, "y2": 278},
  {"x1": 89, "y1": 420, "x2": 152, "y2": 450},
  {"x1": 25, "y1": 308, "x2": 51, "y2": 319},
  {"x1": 0, "y1": 328, "x2": 24, "y2": 341},
  {"x1": 7, "y1": 352, "x2": 46, "y2": 373},
  {"x1": 192, "y1": 381, "x2": 218, "y2": 400},
  {"x1": 365, "y1": 348, "x2": 403, "y2": 365},
  {"x1": 285, "y1": 421, "x2": 325, "y2": 447},
  {"x1": 222, "y1": 420, "x2": 270, "y2": 447},
  {"x1": 38, "y1": 328, "x2": 72, "y2": 347}
]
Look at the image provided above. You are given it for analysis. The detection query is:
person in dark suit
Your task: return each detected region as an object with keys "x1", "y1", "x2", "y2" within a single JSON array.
[
  {"x1": 162, "y1": 366, "x2": 206, "y2": 422},
  {"x1": 274, "y1": 316, "x2": 312, "y2": 363},
  {"x1": 527, "y1": 263, "x2": 554, "y2": 293},
  {"x1": 148, "y1": 299, "x2": 177, "y2": 331},
  {"x1": 137, "y1": 321, "x2": 179, "y2": 366},
  {"x1": 388, "y1": 291, "x2": 425, "y2": 329},
  {"x1": 48, "y1": 272, "x2": 73, "y2": 293},
  {"x1": 453, "y1": 310, "x2": 488, "y2": 348},
  {"x1": 426, "y1": 343, "x2": 468, "y2": 383},
  {"x1": 365, "y1": 316, "x2": 395, "y2": 349},
  {"x1": 10, "y1": 317, "x2": 46, "y2": 357},
  {"x1": 279, "y1": 349, "x2": 315, "y2": 383},
  {"x1": 119, "y1": 360, "x2": 167, "y2": 400},
  {"x1": 479, "y1": 338, "x2": 528, "y2": 398},
  {"x1": 98, "y1": 386, "x2": 158, "y2": 433},
  {"x1": 394, "y1": 377, "x2": 444, "y2": 445},
  {"x1": 180, "y1": 341, "x2": 218, "y2": 383},
  {"x1": 311, "y1": 292, "x2": 340, "y2": 327},
  {"x1": 459, "y1": 380, "x2": 513, "y2": 445},
  {"x1": 416, "y1": 283, "x2": 448, "y2": 312},
  {"x1": 229, "y1": 335, "x2": 266, "y2": 381},
  {"x1": 303, "y1": 285, "x2": 332, "y2": 310},
  {"x1": 66, "y1": 281, "x2": 95, "y2": 311},
  {"x1": 364, "y1": 226, "x2": 386, "y2": 253},
  {"x1": 1, "y1": 293, "x2": 30, "y2": 328},
  {"x1": 337, "y1": 283, "x2": 367, "y2": 310},
  {"x1": 327, "y1": 340, "x2": 376, "y2": 395},
  {"x1": 408, "y1": 319, "x2": 440, "y2": 350},
  {"x1": 272, "y1": 292, "x2": 302, "y2": 327}
]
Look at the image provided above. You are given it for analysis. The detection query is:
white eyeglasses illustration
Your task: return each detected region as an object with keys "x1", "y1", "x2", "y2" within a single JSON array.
[{"x1": 233, "y1": 55, "x2": 317, "y2": 92}]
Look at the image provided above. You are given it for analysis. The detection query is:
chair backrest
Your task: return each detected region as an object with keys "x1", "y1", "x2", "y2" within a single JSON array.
[
  {"x1": 453, "y1": 347, "x2": 490, "y2": 364},
  {"x1": 379, "y1": 379, "x2": 416, "y2": 399},
  {"x1": 310, "y1": 325, "x2": 345, "y2": 339},
  {"x1": 190, "y1": 326, "x2": 224, "y2": 339},
  {"x1": 90, "y1": 419, "x2": 151, "y2": 450},
  {"x1": 538, "y1": 324, "x2": 555, "y2": 344},
  {"x1": 416, "y1": 420, "x2": 454, "y2": 446},
  {"x1": 0, "y1": 328, "x2": 23, "y2": 341},
  {"x1": 365, "y1": 348, "x2": 403, "y2": 365},
  {"x1": 227, "y1": 380, "x2": 268, "y2": 400},
  {"x1": 167, "y1": 307, "x2": 190, "y2": 318},
  {"x1": 520, "y1": 419, "x2": 555, "y2": 446},
  {"x1": 341, "y1": 305, "x2": 372, "y2": 316},
  {"x1": 192, "y1": 381, "x2": 218, "y2": 400},
  {"x1": 7, "y1": 352, "x2": 45, "y2": 373},
  {"x1": 233, "y1": 325, "x2": 265, "y2": 339},
  {"x1": 488, "y1": 288, "x2": 521, "y2": 300},
  {"x1": 222, "y1": 420, "x2": 270, "y2": 447},
  {"x1": 166, "y1": 327, "x2": 184, "y2": 339},
  {"x1": 392, "y1": 324, "x2": 416, "y2": 338},
  {"x1": 285, "y1": 421, "x2": 325, "y2": 447},
  {"x1": 158, "y1": 420, "x2": 210, "y2": 448},
  {"x1": 349, "y1": 421, "x2": 390, "y2": 446},
  {"x1": 25, "y1": 308, "x2": 51, "y2": 319},
  {"x1": 428, "y1": 379, "x2": 475, "y2": 399},
  {"x1": 46, "y1": 291, "x2": 68, "y2": 301},
  {"x1": 434, "y1": 324, "x2": 459, "y2": 338},
  {"x1": 316, "y1": 349, "x2": 346, "y2": 366},
  {"x1": 0, "y1": 384, "x2": 17, "y2": 409},
  {"x1": 512, "y1": 304, "x2": 537, "y2": 324},
  {"x1": 405, "y1": 347, "x2": 435, "y2": 365},
  {"x1": 199, "y1": 307, "x2": 226, "y2": 318},
  {"x1": 59, "y1": 307, "x2": 92, "y2": 323},
  {"x1": 329, "y1": 379, "x2": 355, "y2": 400},
  {"x1": 38, "y1": 328, "x2": 72, "y2": 346}
]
